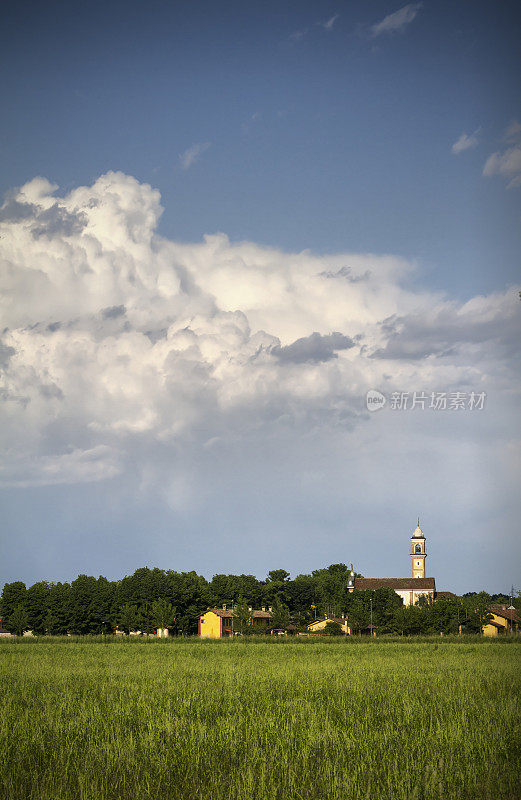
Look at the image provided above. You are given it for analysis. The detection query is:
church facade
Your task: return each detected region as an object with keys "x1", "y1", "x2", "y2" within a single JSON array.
[{"x1": 348, "y1": 523, "x2": 436, "y2": 606}]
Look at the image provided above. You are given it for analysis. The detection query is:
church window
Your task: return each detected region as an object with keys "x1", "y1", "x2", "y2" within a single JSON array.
[{"x1": 415, "y1": 544, "x2": 421, "y2": 553}]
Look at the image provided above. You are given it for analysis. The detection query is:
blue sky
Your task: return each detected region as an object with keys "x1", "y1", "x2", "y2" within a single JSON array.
[
  {"x1": 2, "y1": 0, "x2": 520, "y2": 294},
  {"x1": 0, "y1": 1, "x2": 520, "y2": 593}
]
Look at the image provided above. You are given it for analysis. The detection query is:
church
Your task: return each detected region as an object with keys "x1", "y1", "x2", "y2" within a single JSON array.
[{"x1": 347, "y1": 522, "x2": 437, "y2": 606}]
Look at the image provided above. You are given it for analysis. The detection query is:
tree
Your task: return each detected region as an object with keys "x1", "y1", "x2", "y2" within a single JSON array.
[
  {"x1": 47, "y1": 582, "x2": 72, "y2": 635},
  {"x1": 208, "y1": 574, "x2": 262, "y2": 608},
  {"x1": 322, "y1": 621, "x2": 344, "y2": 636},
  {"x1": 463, "y1": 592, "x2": 492, "y2": 633},
  {"x1": 429, "y1": 597, "x2": 465, "y2": 635},
  {"x1": 0, "y1": 582, "x2": 27, "y2": 629},
  {"x1": 151, "y1": 598, "x2": 175, "y2": 630},
  {"x1": 43, "y1": 610, "x2": 58, "y2": 635},
  {"x1": 138, "y1": 602, "x2": 155, "y2": 635},
  {"x1": 9, "y1": 604, "x2": 29, "y2": 636},
  {"x1": 118, "y1": 603, "x2": 140, "y2": 634},
  {"x1": 264, "y1": 570, "x2": 292, "y2": 606},
  {"x1": 345, "y1": 591, "x2": 370, "y2": 633},
  {"x1": 25, "y1": 581, "x2": 51, "y2": 635},
  {"x1": 270, "y1": 598, "x2": 291, "y2": 630},
  {"x1": 267, "y1": 569, "x2": 290, "y2": 584},
  {"x1": 232, "y1": 597, "x2": 252, "y2": 635}
]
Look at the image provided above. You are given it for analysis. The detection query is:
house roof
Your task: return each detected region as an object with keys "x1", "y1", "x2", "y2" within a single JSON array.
[
  {"x1": 202, "y1": 608, "x2": 272, "y2": 619},
  {"x1": 307, "y1": 617, "x2": 346, "y2": 628},
  {"x1": 484, "y1": 619, "x2": 504, "y2": 629},
  {"x1": 354, "y1": 577, "x2": 436, "y2": 591},
  {"x1": 489, "y1": 605, "x2": 520, "y2": 623},
  {"x1": 435, "y1": 591, "x2": 457, "y2": 599}
]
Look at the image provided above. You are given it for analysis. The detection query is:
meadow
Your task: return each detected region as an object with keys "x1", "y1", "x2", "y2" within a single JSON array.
[{"x1": 0, "y1": 637, "x2": 520, "y2": 800}]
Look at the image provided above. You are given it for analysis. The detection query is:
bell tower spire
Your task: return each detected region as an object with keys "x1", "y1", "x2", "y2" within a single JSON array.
[{"x1": 411, "y1": 522, "x2": 426, "y2": 579}]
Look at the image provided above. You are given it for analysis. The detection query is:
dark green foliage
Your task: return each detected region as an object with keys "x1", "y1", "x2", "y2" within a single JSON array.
[
  {"x1": 321, "y1": 620, "x2": 344, "y2": 636},
  {"x1": 269, "y1": 597, "x2": 291, "y2": 630},
  {"x1": 1, "y1": 566, "x2": 513, "y2": 638},
  {"x1": 0, "y1": 582, "x2": 27, "y2": 630},
  {"x1": 231, "y1": 597, "x2": 252, "y2": 634},
  {"x1": 151, "y1": 598, "x2": 175, "y2": 630},
  {"x1": 7, "y1": 604, "x2": 29, "y2": 635}
]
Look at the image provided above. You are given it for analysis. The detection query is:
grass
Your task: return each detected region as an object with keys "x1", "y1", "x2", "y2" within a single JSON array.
[{"x1": 0, "y1": 637, "x2": 520, "y2": 800}]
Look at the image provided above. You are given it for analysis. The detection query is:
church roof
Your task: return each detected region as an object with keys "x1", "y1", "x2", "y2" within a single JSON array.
[
  {"x1": 354, "y1": 577, "x2": 436, "y2": 591},
  {"x1": 411, "y1": 524, "x2": 425, "y2": 539}
]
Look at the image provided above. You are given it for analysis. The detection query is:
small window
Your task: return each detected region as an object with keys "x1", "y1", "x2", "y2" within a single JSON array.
[{"x1": 415, "y1": 544, "x2": 421, "y2": 553}]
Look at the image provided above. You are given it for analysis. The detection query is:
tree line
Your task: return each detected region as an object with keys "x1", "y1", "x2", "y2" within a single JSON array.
[{"x1": 0, "y1": 564, "x2": 516, "y2": 636}]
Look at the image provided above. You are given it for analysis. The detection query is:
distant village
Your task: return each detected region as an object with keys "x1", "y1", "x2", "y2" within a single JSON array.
[{"x1": 1, "y1": 523, "x2": 519, "y2": 638}]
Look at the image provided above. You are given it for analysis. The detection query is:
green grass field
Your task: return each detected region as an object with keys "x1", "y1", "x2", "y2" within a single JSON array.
[{"x1": 1, "y1": 638, "x2": 520, "y2": 800}]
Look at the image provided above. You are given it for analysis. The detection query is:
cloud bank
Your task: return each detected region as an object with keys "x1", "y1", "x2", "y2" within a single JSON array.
[{"x1": 0, "y1": 171, "x2": 519, "y2": 491}]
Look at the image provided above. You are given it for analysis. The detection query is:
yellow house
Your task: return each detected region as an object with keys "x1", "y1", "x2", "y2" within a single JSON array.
[
  {"x1": 482, "y1": 605, "x2": 520, "y2": 637},
  {"x1": 307, "y1": 617, "x2": 351, "y2": 635},
  {"x1": 199, "y1": 607, "x2": 272, "y2": 638}
]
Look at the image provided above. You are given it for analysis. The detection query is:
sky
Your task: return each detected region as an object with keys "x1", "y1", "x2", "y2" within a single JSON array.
[{"x1": 0, "y1": 0, "x2": 520, "y2": 595}]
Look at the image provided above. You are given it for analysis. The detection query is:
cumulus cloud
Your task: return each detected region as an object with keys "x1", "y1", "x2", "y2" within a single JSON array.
[
  {"x1": 370, "y1": 3, "x2": 422, "y2": 37},
  {"x1": 369, "y1": 292, "x2": 521, "y2": 361},
  {"x1": 0, "y1": 171, "x2": 518, "y2": 488},
  {"x1": 451, "y1": 129, "x2": 480, "y2": 155},
  {"x1": 271, "y1": 332, "x2": 355, "y2": 364},
  {"x1": 179, "y1": 142, "x2": 211, "y2": 170}
]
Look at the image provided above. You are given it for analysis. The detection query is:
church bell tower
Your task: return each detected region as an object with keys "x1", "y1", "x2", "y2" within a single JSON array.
[{"x1": 411, "y1": 520, "x2": 426, "y2": 579}]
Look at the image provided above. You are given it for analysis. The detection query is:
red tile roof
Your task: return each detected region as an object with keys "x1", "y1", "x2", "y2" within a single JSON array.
[{"x1": 202, "y1": 608, "x2": 272, "y2": 619}]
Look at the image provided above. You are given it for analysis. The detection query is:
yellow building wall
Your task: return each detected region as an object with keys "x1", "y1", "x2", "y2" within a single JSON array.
[
  {"x1": 483, "y1": 612, "x2": 512, "y2": 637},
  {"x1": 307, "y1": 619, "x2": 350, "y2": 634},
  {"x1": 395, "y1": 590, "x2": 434, "y2": 607},
  {"x1": 199, "y1": 612, "x2": 222, "y2": 639}
]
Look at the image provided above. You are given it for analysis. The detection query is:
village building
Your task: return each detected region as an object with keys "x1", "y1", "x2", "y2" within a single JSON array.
[
  {"x1": 199, "y1": 606, "x2": 272, "y2": 638},
  {"x1": 482, "y1": 604, "x2": 520, "y2": 637},
  {"x1": 348, "y1": 522, "x2": 437, "y2": 606},
  {"x1": 307, "y1": 617, "x2": 351, "y2": 635}
]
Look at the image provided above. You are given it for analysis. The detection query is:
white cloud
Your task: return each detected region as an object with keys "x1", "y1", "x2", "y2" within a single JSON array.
[
  {"x1": 0, "y1": 171, "x2": 518, "y2": 489},
  {"x1": 320, "y1": 14, "x2": 339, "y2": 31},
  {"x1": 0, "y1": 446, "x2": 121, "y2": 488},
  {"x1": 179, "y1": 142, "x2": 211, "y2": 170},
  {"x1": 451, "y1": 129, "x2": 480, "y2": 155},
  {"x1": 483, "y1": 122, "x2": 521, "y2": 188},
  {"x1": 504, "y1": 120, "x2": 521, "y2": 141},
  {"x1": 370, "y1": 3, "x2": 422, "y2": 37},
  {"x1": 289, "y1": 28, "x2": 307, "y2": 42}
]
